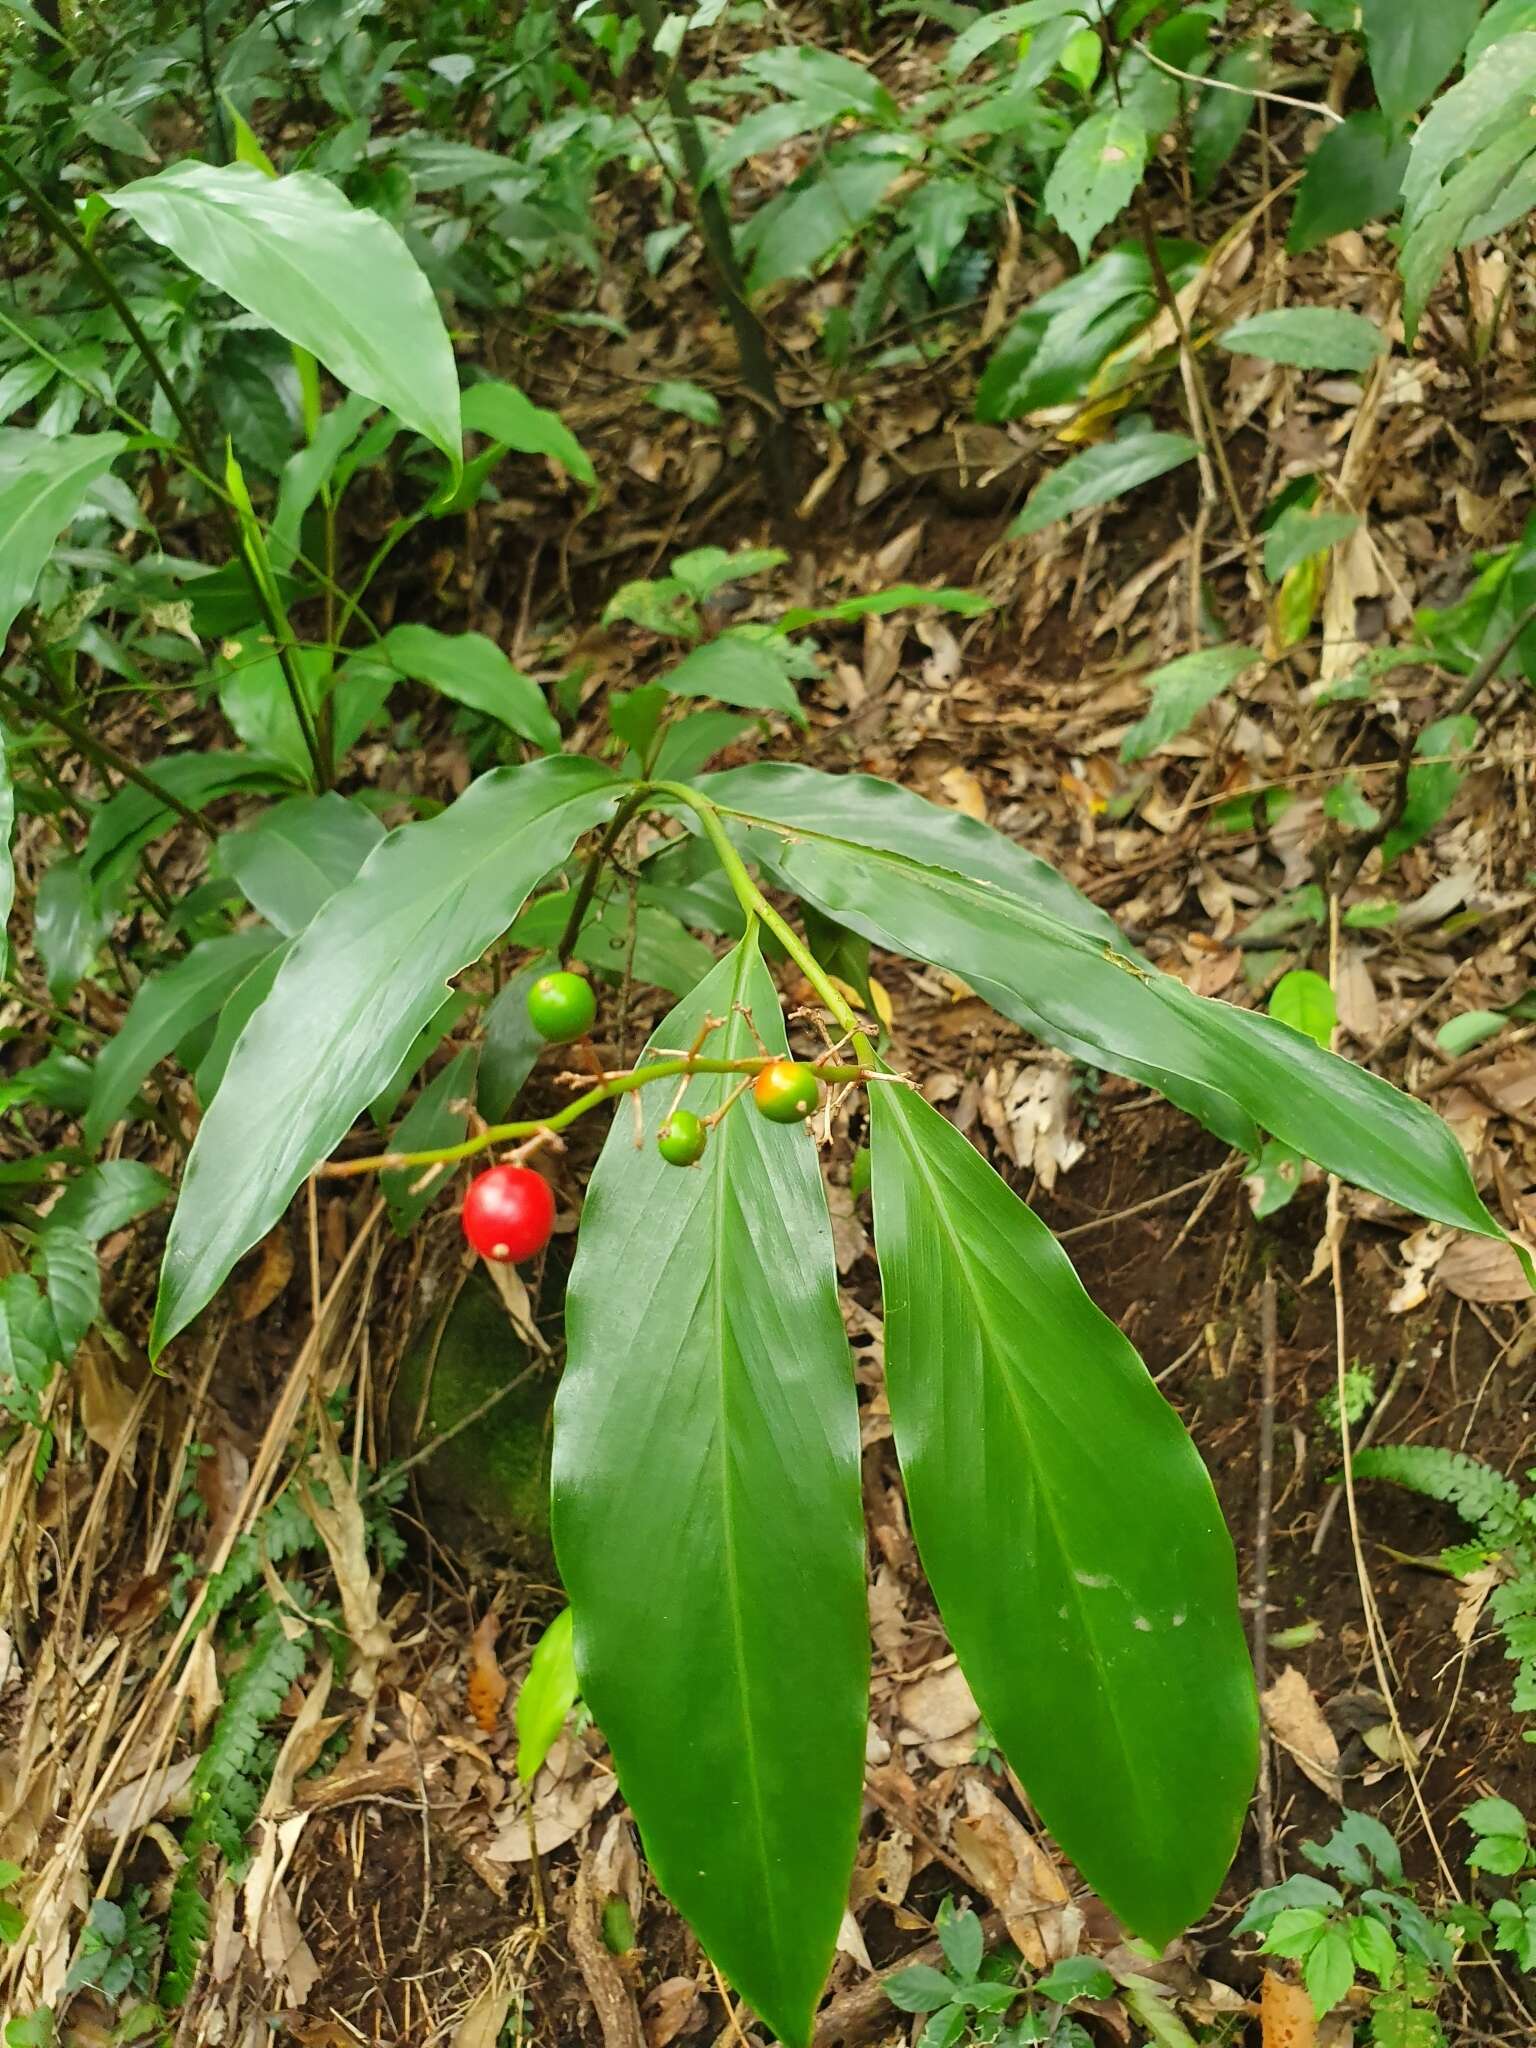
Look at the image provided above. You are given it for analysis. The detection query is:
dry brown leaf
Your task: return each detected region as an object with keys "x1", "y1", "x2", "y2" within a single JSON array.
[
  {"x1": 1454, "y1": 1561, "x2": 1501, "y2": 1648},
  {"x1": 1261, "y1": 1969, "x2": 1317, "y2": 2048},
  {"x1": 485, "y1": 1753, "x2": 620, "y2": 1863},
  {"x1": 236, "y1": 1225, "x2": 295, "y2": 1322},
  {"x1": 1262, "y1": 1666, "x2": 1343, "y2": 1801},
  {"x1": 298, "y1": 1413, "x2": 393, "y2": 1696},
  {"x1": 468, "y1": 1612, "x2": 509, "y2": 1734},
  {"x1": 453, "y1": 1981, "x2": 521, "y2": 2048},
  {"x1": 1435, "y1": 1232, "x2": 1534, "y2": 1304},
  {"x1": 897, "y1": 1662, "x2": 978, "y2": 1742},
  {"x1": 938, "y1": 764, "x2": 988, "y2": 821},
  {"x1": 75, "y1": 1343, "x2": 139, "y2": 1457},
  {"x1": 644, "y1": 1977, "x2": 705, "y2": 2048},
  {"x1": 950, "y1": 1776, "x2": 1073, "y2": 1968}
]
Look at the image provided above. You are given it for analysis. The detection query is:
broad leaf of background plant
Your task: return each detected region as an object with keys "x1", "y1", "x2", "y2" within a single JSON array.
[
  {"x1": 870, "y1": 1084, "x2": 1257, "y2": 1941},
  {"x1": 662, "y1": 635, "x2": 805, "y2": 719},
  {"x1": 84, "y1": 929, "x2": 281, "y2": 1149},
  {"x1": 1288, "y1": 112, "x2": 1410, "y2": 254},
  {"x1": 744, "y1": 154, "x2": 904, "y2": 290},
  {"x1": 220, "y1": 794, "x2": 386, "y2": 935},
  {"x1": 381, "y1": 1046, "x2": 478, "y2": 1234},
  {"x1": 1120, "y1": 645, "x2": 1259, "y2": 761},
  {"x1": 379, "y1": 625, "x2": 560, "y2": 751},
  {"x1": 1044, "y1": 107, "x2": 1151, "y2": 260},
  {"x1": 1361, "y1": 0, "x2": 1482, "y2": 121},
  {"x1": 0, "y1": 429, "x2": 129, "y2": 648},
  {"x1": 1218, "y1": 308, "x2": 1385, "y2": 373},
  {"x1": 699, "y1": 764, "x2": 1507, "y2": 1242},
  {"x1": 0, "y1": 722, "x2": 12, "y2": 979},
  {"x1": 105, "y1": 164, "x2": 461, "y2": 466},
  {"x1": 1009, "y1": 433, "x2": 1197, "y2": 537},
  {"x1": 151, "y1": 758, "x2": 623, "y2": 1353},
  {"x1": 553, "y1": 939, "x2": 867, "y2": 2048}
]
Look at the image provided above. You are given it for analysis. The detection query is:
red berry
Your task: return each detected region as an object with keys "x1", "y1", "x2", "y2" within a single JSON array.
[{"x1": 461, "y1": 1164, "x2": 555, "y2": 1263}]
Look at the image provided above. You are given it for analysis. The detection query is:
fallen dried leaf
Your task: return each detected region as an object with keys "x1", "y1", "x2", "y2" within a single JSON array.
[
  {"x1": 468, "y1": 1612, "x2": 509, "y2": 1734},
  {"x1": 1261, "y1": 1969, "x2": 1316, "y2": 2048},
  {"x1": 1261, "y1": 1666, "x2": 1343, "y2": 1801}
]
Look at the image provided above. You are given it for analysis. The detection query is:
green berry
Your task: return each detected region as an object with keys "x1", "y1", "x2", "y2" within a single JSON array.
[
  {"x1": 753, "y1": 1059, "x2": 821, "y2": 1125},
  {"x1": 526, "y1": 970, "x2": 596, "y2": 1044},
  {"x1": 657, "y1": 1109, "x2": 708, "y2": 1167}
]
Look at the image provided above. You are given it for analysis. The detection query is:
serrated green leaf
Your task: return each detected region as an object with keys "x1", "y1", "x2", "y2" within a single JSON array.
[
  {"x1": 47, "y1": 1161, "x2": 170, "y2": 1241},
  {"x1": 0, "y1": 430, "x2": 130, "y2": 651},
  {"x1": 379, "y1": 624, "x2": 560, "y2": 751},
  {"x1": 152, "y1": 759, "x2": 623, "y2": 1355},
  {"x1": 1347, "y1": 1911, "x2": 1402, "y2": 1984},
  {"x1": 1303, "y1": 1923, "x2": 1355, "y2": 2016},
  {"x1": 106, "y1": 164, "x2": 460, "y2": 465},
  {"x1": 83, "y1": 929, "x2": 280, "y2": 1149},
  {"x1": 870, "y1": 1084, "x2": 1256, "y2": 1942},
  {"x1": 515, "y1": 1607, "x2": 579, "y2": 1784},
  {"x1": 37, "y1": 1226, "x2": 99, "y2": 1358},
  {"x1": 1044, "y1": 107, "x2": 1151, "y2": 258},
  {"x1": 1120, "y1": 645, "x2": 1259, "y2": 760},
  {"x1": 553, "y1": 939, "x2": 867, "y2": 2047},
  {"x1": 1009, "y1": 433, "x2": 1198, "y2": 537},
  {"x1": 1220, "y1": 308, "x2": 1386, "y2": 372}
]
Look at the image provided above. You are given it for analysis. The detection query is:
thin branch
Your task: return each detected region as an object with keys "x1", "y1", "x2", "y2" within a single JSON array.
[{"x1": 1140, "y1": 45, "x2": 1345, "y2": 123}]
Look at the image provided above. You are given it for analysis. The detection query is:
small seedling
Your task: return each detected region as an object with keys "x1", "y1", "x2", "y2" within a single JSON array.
[{"x1": 883, "y1": 1899, "x2": 1112, "y2": 2048}]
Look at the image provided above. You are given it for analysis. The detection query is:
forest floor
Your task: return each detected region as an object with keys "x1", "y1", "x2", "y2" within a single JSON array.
[{"x1": 8, "y1": 11, "x2": 1536, "y2": 2048}]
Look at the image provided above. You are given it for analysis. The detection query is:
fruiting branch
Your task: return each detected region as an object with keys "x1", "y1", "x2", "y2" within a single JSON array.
[{"x1": 320, "y1": 1052, "x2": 870, "y2": 1178}]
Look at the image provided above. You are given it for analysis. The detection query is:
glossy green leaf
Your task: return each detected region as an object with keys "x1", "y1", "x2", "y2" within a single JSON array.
[
  {"x1": 1009, "y1": 433, "x2": 1198, "y2": 537},
  {"x1": 1381, "y1": 714, "x2": 1477, "y2": 863},
  {"x1": 1289, "y1": 112, "x2": 1410, "y2": 254},
  {"x1": 1191, "y1": 42, "x2": 1264, "y2": 194},
  {"x1": 662, "y1": 635, "x2": 805, "y2": 719},
  {"x1": 1044, "y1": 107, "x2": 1151, "y2": 259},
  {"x1": 105, "y1": 163, "x2": 461, "y2": 465},
  {"x1": 515, "y1": 1607, "x2": 579, "y2": 1784},
  {"x1": 744, "y1": 155, "x2": 903, "y2": 290},
  {"x1": 946, "y1": 0, "x2": 1085, "y2": 74},
  {"x1": 220, "y1": 793, "x2": 386, "y2": 936},
  {"x1": 196, "y1": 941, "x2": 291, "y2": 1106},
  {"x1": 152, "y1": 758, "x2": 623, "y2": 1354},
  {"x1": 1269, "y1": 970, "x2": 1337, "y2": 1051},
  {"x1": 476, "y1": 960, "x2": 553, "y2": 1121},
  {"x1": 0, "y1": 1273, "x2": 55, "y2": 1426},
  {"x1": 510, "y1": 892, "x2": 715, "y2": 999},
  {"x1": 0, "y1": 429, "x2": 129, "y2": 649},
  {"x1": 1219, "y1": 308, "x2": 1386, "y2": 373},
  {"x1": 382, "y1": 1047, "x2": 478, "y2": 1234},
  {"x1": 1361, "y1": 0, "x2": 1481, "y2": 121},
  {"x1": 379, "y1": 624, "x2": 560, "y2": 751},
  {"x1": 48, "y1": 1161, "x2": 170, "y2": 1242},
  {"x1": 1436, "y1": 1008, "x2": 1506, "y2": 1056},
  {"x1": 870, "y1": 1084, "x2": 1256, "y2": 1941},
  {"x1": 83, "y1": 929, "x2": 280, "y2": 1149},
  {"x1": 553, "y1": 940, "x2": 866, "y2": 2047},
  {"x1": 1265, "y1": 509, "x2": 1362, "y2": 583},
  {"x1": 699, "y1": 763, "x2": 1508, "y2": 1243},
  {"x1": 1120, "y1": 645, "x2": 1259, "y2": 761}
]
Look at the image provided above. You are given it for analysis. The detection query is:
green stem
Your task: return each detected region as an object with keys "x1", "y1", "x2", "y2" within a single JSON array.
[
  {"x1": 650, "y1": 781, "x2": 875, "y2": 1059},
  {"x1": 324, "y1": 1051, "x2": 868, "y2": 1176},
  {"x1": 558, "y1": 786, "x2": 651, "y2": 962}
]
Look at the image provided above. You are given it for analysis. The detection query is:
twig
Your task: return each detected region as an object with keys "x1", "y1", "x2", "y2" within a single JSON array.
[
  {"x1": 0, "y1": 677, "x2": 216, "y2": 838},
  {"x1": 1140, "y1": 44, "x2": 1344, "y2": 123},
  {"x1": 1252, "y1": 1265, "x2": 1278, "y2": 1890}
]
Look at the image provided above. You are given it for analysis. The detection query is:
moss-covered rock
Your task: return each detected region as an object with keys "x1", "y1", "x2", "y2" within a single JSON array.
[{"x1": 389, "y1": 1269, "x2": 556, "y2": 1563}]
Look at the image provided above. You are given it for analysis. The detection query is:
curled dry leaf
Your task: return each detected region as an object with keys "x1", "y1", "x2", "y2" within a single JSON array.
[
  {"x1": 950, "y1": 1776, "x2": 1073, "y2": 1969},
  {"x1": 1261, "y1": 1967, "x2": 1317, "y2": 2048},
  {"x1": 1261, "y1": 1666, "x2": 1343, "y2": 1802},
  {"x1": 236, "y1": 1224, "x2": 295, "y2": 1321},
  {"x1": 467, "y1": 1611, "x2": 509, "y2": 1734},
  {"x1": 644, "y1": 1977, "x2": 706, "y2": 2048}
]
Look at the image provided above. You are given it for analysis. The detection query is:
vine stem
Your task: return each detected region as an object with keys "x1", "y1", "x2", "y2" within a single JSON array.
[{"x1": 321, "y1": 1052, "x2": 869, "y2": 1177}]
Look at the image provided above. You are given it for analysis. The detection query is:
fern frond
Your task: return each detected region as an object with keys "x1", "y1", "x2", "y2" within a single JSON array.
[
  {"x1": 161, "y1": 1851, "x2": 210, "y2": 2007},
  {"x1": 1353, "y1": 1444, "x2": 1524, "y2": 1546}
]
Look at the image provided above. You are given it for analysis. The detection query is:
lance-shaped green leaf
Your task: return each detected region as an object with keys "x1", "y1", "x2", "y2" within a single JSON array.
[
  {"x1": 1009, "y1": 432, "x2": 1197, "y2": 538},
  {"x1": 219, "y1": 793, "x2": 386, "y2": 936},
  {"x1": 151, "y1": 758, "x2": 623, "y2": 1354},
  {"x1": 698, "y1": 763, "x2": 1506, "y2": 1244},
  {"x1": 84, "y1": 928, "x2": 281, "y2": 1148},
  {"x1": 870, "y1": 1084, "x2": 1256, "y2": 1938},
  {"x1": 105, "y1": 163, "x2": 461, "y2": 466},
  {"x1": 378, "y1": 624, "x2": 560, "y2": 751},
  {"x1": 0, "y1": 429, "x2": 129, "y2": 648},
  {"x1": 553, "y1": 940, "x2": 867, "y2": 2048},
  {"x1": 0, "y1": 721, "x2": 12, "y2": 979}
]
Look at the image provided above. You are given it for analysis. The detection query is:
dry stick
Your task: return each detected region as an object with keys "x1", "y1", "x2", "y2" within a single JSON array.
[
  {"x1": 1324, "y1": 896, "x2": 1461, "y2": 1897},
  {"x1": 1252, "y1": 1265, "x2": 1278, "y2": 1890}
]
